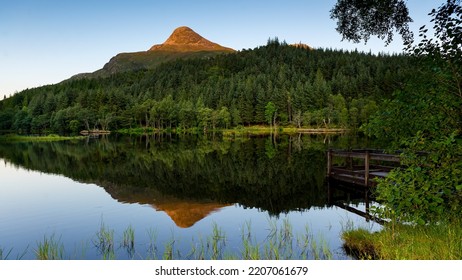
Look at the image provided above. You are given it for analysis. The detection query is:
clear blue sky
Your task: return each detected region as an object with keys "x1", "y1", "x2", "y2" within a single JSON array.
[{"x1": 0, "y1": 0, "x2": 444, "y2": 97}]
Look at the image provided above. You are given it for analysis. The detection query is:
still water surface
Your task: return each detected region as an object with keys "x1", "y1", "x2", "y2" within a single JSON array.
[{"x1": 0, "y1": 134, "x2": 381, "y2": 259}]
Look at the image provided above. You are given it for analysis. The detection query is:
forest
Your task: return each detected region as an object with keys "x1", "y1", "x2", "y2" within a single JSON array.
[
  {"x1": 0, "y1": 39, "x2": 412, "y2": 135},
  {"x1": 1, "y1": 0, "x2": 461, "y2": 261}
]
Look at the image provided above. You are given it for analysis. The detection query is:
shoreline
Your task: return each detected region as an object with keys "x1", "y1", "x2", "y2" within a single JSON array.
[
  {"x1": 0, "y1": 127, "x2": 349, "y2": 142},
  {"x1": 117, "y1": 126, "x2": 350, "y2": 136},
  {"x1": 0, "y1": 134, "x2": 85, "y2": 142}
]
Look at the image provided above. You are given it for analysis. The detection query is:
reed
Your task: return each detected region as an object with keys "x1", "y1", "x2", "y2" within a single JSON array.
[
  {"x1": 296, "y1": 225, "x2": 312, "y2": 259},
  {"x1": 34, "y1": 235, "x2": 64, "y2": 260},
  {"x1": 146, "y1": 229, "x2": 158, "y2": 260},
  {"x1": 279, "y1": 218, "x2": 294, "y2": 259},
  {"x1": 93, "y1": 222, "x2": 115, "y2": 259},
  {"x1": 321, "y1": 237, "x2": 333, "y2": 259},
  {"x1": 122, "y1": 225, "x2": 135, "y2": 258},
  {"x1": 11, "y1": 218, "x2": 462, "y2": 260},
  {"x1": 0, "y1": 247, "x2": 12, "y2": 260},
  {"x1": 71, "y1": 241, "x2": 89, "y2": 260},
  {"x1": 122, "y1": 225, "x2": 135, "y2": 248},
  {"x1": 209, "y1": 222, "x2": 226, "y2": 260},
  {"x1": 262, "y1": 218, "x2": 298, "y2": 259},
  {"x1": 7, "y1": 219, "x2": 334, "y2": 260},
  {"x1": 240, "y1": 220, "x2": 260, "y2": 260},
  {"x1": 162, "y1": 240, "x2": 174, "y2": 260},
  {"x1": 188, "y1": 235, "x2": 206, "y2": 260}
]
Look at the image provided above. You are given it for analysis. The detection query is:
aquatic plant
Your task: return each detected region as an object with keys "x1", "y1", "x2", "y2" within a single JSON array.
[
  {"x1": 6, "y1": 219, "x2": 337, "y2": 260},
  {"x1": 208, "y1": 222, "x2": 226, "y2": 260},
  {"x1": 34, "y1": 235, "x2": 64, "y2": 260},
  {"x1": 0, "y1": 247, "x2": 10, "y2": 260},
  {"x1": 93, "y1": 222, "x2": 115, "y2": 259},
  {"x1": 122, "y1": 225, "x2": 135, "y2": 258},
  {"x1": 146, "y1": 229, "x2": 158, "y2": 260}
]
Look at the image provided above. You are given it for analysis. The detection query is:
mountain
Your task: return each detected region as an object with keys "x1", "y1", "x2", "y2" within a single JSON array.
[
  {"x1": 1, "y1": 35, "x2": 412, "y2": 136},
  {"x1": 72, "y1": 26, "x2": 235, "y2": 79},
  {"x1": 149, "y1": 26, "x2": 234, "y2": 52}
]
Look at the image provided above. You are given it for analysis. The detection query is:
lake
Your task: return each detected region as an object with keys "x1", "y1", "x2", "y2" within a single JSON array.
[{"x1": 0, "y1": 133, "x2": 381, "y2": 259}]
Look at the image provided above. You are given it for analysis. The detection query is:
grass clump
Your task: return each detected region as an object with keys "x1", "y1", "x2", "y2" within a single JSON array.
[
  {"x1": 162, "y1": 240, "x2": 175, "y2": 260},
  {"x1": 146, "y1": 229, "x2": 158, "y2": 260},
  {"x1": 209, "y1": 223, "x2": 226, "y2": 260},
  {"x1": 122, "y1": 225, "x2": 135, "y2": 248},
  {"x1": 34, "y1": 235, "x2": 64, "y2": 260},
  {"x1": 122, "y1": 225, "x2": 135, "y2": 258},
  {"x1": 342, "y1": 228, "x2": 379, "y2": 260},
  {"x1": 342, "y1": 220, "x2": 462, "y2": 260},
  {"x1": 240, "y1": 220, "x2": 260, "y2": 260},
  {"x1": 263, "y1": 218, "x2": 294, "y2": 259},
  {"x1": 93, "y1": 222, "x2": 115, "y2": 259},
  {"x1": 238, "y1": 218, "x2": 332, "y2": 260}
]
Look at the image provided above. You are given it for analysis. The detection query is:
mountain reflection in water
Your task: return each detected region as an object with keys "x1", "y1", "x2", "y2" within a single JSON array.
[
  {"x1": 0, "y1": 133, "x2": 382, "y2": 259},
  {"x1": 152, "y1": 199, "x2": 231, "y2": 228},
  {"x1": 0, "y1": 133, "x2": 376, "y2": 224}
]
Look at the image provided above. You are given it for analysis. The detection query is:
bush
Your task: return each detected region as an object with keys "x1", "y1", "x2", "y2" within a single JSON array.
[{"x1": 374, "y1": 132, "x2": 462, "y2": 224}]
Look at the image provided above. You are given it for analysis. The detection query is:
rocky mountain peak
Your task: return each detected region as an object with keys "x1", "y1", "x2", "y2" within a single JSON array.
[{"x1": 149, "y1": 26, "x2": 234, "y2": 52}]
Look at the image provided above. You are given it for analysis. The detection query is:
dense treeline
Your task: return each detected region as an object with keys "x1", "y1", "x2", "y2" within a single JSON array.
[{"x1": 0, "y1": 39, "x2": 412, "y2": 134}]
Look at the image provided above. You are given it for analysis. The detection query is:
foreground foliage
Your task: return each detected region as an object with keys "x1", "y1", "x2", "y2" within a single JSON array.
[
  {"x1": 374, "y1": 133, "x2": 462, "y2": 224},
  {"x1": 364, "y1": 0, "x2": 462, "y2": 225},
  {"x1": 343, "y1": 220, "x2": 462, "y2": 260},
  {"x1": 342, "y1": 1, "x2": 462, "y2": 260}
]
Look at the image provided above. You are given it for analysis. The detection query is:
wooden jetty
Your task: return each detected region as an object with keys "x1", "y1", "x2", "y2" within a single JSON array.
[
  {"x1": 80, "y1": 129, "x2": 111, "y2": 136},
  {"x1": 327, "y1": 149, "x2": 400, "y2": 187}
]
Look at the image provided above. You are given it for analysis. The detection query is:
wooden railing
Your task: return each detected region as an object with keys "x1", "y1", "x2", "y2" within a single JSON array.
[{"x1": 327, "y1": 149, "x2": 400, "y2": 187}]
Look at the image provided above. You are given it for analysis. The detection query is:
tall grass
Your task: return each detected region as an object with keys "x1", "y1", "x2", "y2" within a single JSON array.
[
  {"x1": 34, "y1": 234, "x2": 64, "y2": 260},
  {"x1": 263, "y1": 218, "x2": 294, "y2": 259},
  {"x1": 162, "y1": 240, "x2": 175, "y2": 260},
  {"x1": 8, "y1": 218, "x2": 460, "y2": 260},
  {"x1": 209, "y1": 222, "x2": 226, "y2": 260},
  {"x1": 93, "y1": 221, "x2": 115, "y2": 259},
  {"x1": 0, "y1": 247, "x2": 13, "y2": 260},
  {"x1": 241, "y1": 220, "x2": 260, "y2": 260},
  {"x1": 1, "y1": 246, "x2": 28, "y2": 260},
  {"x1": 238, "y1": 218, "x2": 332, "y2": 260},
  {"x1": 3, "y1": 219, "x2": 334, "y2": 260},
  {"x1": 122, "y1": 225, "x2": 135, "y2": 258},
  {"x1": 342, "y1": 220, "x2": 462, "y2": 259},
  {"x1": 146, "y1": 229, "x2": 158, "y2": 260}
]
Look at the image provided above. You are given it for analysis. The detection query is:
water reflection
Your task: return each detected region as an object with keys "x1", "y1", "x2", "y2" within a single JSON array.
[
  {"x1": 0, "y1": 133, "x2": 381, "y2": 259},
  {"x1": 151, "y1": 197, "x2": 231, "y2": 228},
  {"x1": 327, "y1": 180, "x2": 384, "y2": 225},
  {"x1": 0, "y1": 134, "x2": 336, "y2": 215}
]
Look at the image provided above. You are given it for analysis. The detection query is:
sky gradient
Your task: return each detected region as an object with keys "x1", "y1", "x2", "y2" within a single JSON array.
[{"x1": 0, "y1": 0, "x2": 445, "y2": 97}]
